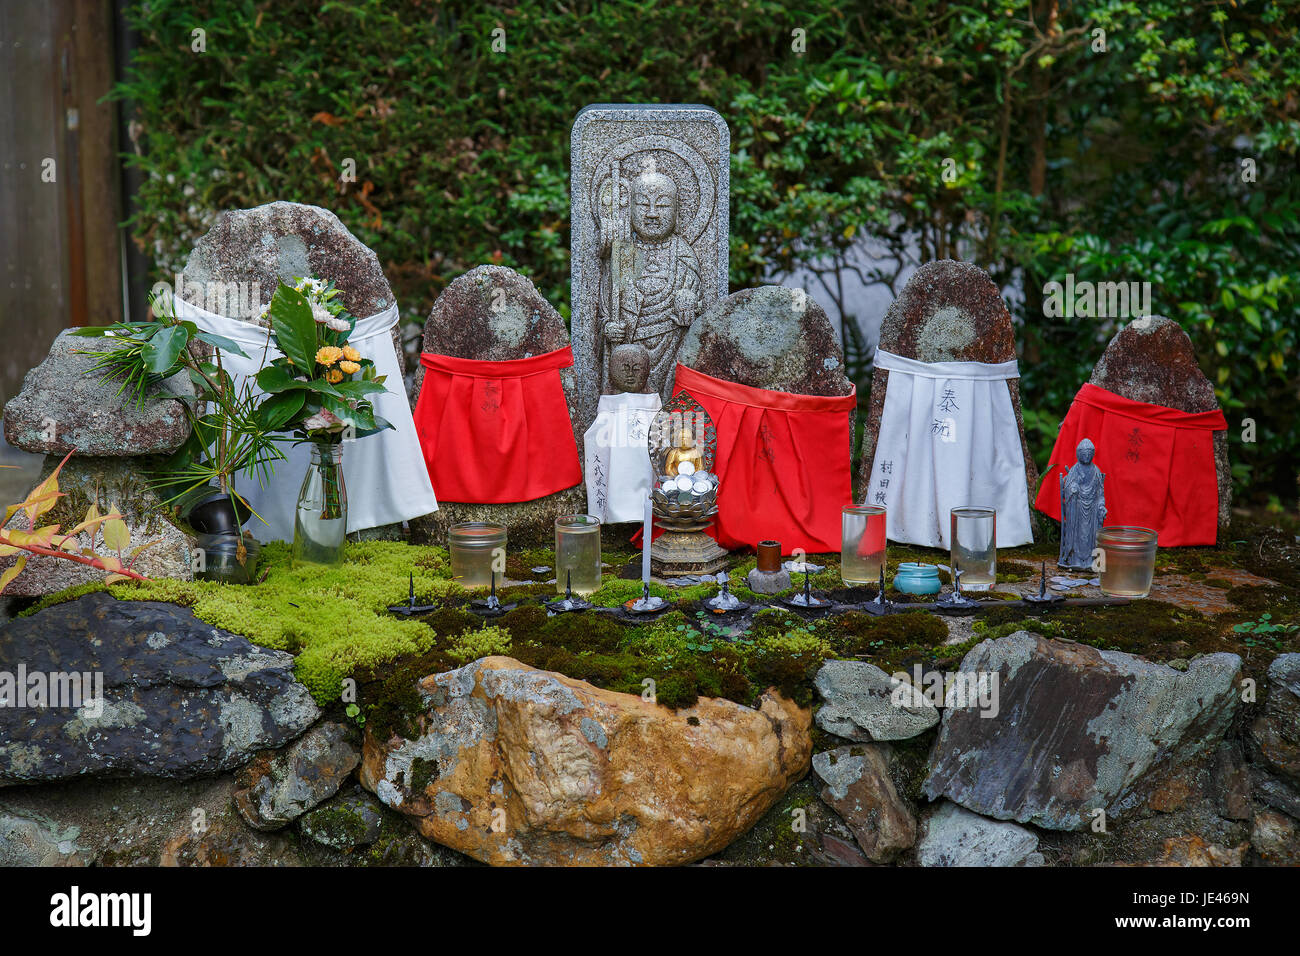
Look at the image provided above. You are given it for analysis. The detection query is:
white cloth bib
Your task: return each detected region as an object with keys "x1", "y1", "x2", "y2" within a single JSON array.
[
  {"x1": 866, "y1": 350, "x2": 1032, "y2": 548},
  {"x1": 172, "y1": 295, "x2": 437, "y2": 542},
  {"x1": 583, "y1": 391, "x2": 661, "y2": 523}
]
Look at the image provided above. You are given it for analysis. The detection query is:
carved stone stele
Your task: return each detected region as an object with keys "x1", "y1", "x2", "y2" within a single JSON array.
[{"x1": 571, "y1": 104, "x2": 729, "y2": 432}]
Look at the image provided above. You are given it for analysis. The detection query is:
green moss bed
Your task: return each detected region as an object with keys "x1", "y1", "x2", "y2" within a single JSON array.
[{"x1": 18, "y1": 515, "x2": 1298, "y2": 732}]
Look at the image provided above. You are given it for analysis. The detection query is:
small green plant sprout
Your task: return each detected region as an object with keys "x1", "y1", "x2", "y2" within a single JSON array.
[
  {"x1": 345, "y1": 703, "x2": 366, "y2": 727},
  {"x1": 0, "y1": 452, "x2": 157, "y2": 592},
  {"x1": 1233, "y1": 613, "x2": 1298, "y2": 635},
  {"x1": 1233, "y1": 613, "x2": 1298, "y2": 648}
]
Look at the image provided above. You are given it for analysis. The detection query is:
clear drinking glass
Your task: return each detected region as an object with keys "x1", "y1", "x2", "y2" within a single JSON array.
[
  {"x1": 292, "y1": 443, "x2": 348, "y2": 566},
  {"x1": 1097, "y1": 526, "x2": 1158, "y2": 597},
  {"x1": 841, "y1": 504, "x2": 887, "y2": 586},
  {"x1": 555, "y1": 514, "x2": 602, "y2": 595},
  {"x1": 449, "y1": 522, "x2": 507, "y2": 589},
  {"x1": 950, "y1": 506, "x2": 997, "y2": 592}
]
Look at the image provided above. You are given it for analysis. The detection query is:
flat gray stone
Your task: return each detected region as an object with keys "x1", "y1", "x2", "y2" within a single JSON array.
[
  {"x1": 916, "y1": 802, "x2": 1041, "y2": 867},
  {"x1": 234, "y1": 721, "x2": 360, "y2": 831},
  {"x1": 298, "y1": 789, "x2": 386, "y2": 851},
  {"x1": 1251, "y1": 652, "x2": 1300, "y2": 786},
  {"x1": 3, "y1": 330, "x2": 195, "y2": 456},
  {"x1": 0, "y1": 593, "x2": 320, "y2": 783},
  {"x1": 812, "y1": 745, "x2": 916, "y2": 862},
  {"x1": 570, "y1": 104, "x2": 730, "y2": 430},
  {"x1": 0, "y1": 811, "x2": 89, "y2": 867},
  {"x1": 814, "y1": 659, "x2": 940, "y2": 741},
  {"x1": 923, "y1": 631, "x2": 1242, "y2": 830}
]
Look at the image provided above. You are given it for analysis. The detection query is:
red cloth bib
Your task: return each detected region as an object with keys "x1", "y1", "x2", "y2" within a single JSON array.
[
  {"x1": 672, "y1": 365, "x2": 857, "y2": 554},
  {"x1": 1034, "y1": 383, "x2": 1227, "y2": 546},
  {"x1": 414, "y1": 347, "x2": 582, "y2": 503}
]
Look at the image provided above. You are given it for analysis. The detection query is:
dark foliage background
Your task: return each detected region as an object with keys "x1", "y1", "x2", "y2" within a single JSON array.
[{"x1": 114, "y1": 0, "x2": 1299, "y2": 504}]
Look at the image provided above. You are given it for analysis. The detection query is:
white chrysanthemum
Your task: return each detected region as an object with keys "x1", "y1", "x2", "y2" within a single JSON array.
[{"x1": 310, "y1": 300, "x2": 349, "y2": 332}]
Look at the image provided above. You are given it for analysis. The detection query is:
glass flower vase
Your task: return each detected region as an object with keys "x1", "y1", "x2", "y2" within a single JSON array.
[{"x1": 293, "y1": 442, "x2": 348, "y2": 566}]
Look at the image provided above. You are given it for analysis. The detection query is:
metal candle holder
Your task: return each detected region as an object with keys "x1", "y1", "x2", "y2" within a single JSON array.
[
  {"x1": 625, "y1": 581, "x2": 670, "y2": 615},
  {"x1": 784, "y1": 568, "x2": 831, "y2": 610},
  {"x1": 935, "y1": 564, "x2": 981, "y2": 614},
  {"x1": 702, "y1": 571, "x2": 749, "y2": 615},
  {"x1": 388, "y1": 572, "x2": 439, "y2": 616},
  {"x1": 1024, "y1": 560, "x2": 1065, "y2": 606},
  {"x1": 469, "y1": 572, "x2": 517, "y2": 618},
  {"x1": 860, "y1": 565, "x2": 893, "y2": 615},
  {"x1": 545, "y1": 570, "x2": 594, "y2": 614}
]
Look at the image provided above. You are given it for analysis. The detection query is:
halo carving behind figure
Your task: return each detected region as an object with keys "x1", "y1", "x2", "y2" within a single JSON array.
[{"x1": 590, "y1": 135, "x2": 716, "y2": 245}]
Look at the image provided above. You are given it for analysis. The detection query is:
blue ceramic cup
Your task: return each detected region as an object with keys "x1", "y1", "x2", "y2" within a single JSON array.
[{"x1": 893, "y1": 562, "x2": 942, "y2": 595}]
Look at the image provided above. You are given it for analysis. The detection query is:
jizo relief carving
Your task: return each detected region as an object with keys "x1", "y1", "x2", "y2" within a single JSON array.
[{"x1": 571, "y1": 104, "x2": 729, "y2": 431}]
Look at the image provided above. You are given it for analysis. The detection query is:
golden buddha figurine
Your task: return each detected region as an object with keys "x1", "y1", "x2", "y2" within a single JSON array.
[{"x1": 663, "y1": 425, "x2": 705, "y2": 476}]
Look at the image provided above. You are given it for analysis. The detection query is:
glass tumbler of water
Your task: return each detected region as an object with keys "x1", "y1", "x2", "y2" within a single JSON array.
[
  {"x1": 841, "y1": 504, "x2": 887, "y2": 586},
  {"x1": 449, "y1": 522, "x2": 507, "y2": 589},
  {"x1": 555, "y1": 514, "x2": 602, "y2": 595},
  {"x1": 950, "y1": 506, "x2": 997, "y2": 592},
  {"x1": 1096, "y1": 526, "x2": 1158, "y2": 597}
]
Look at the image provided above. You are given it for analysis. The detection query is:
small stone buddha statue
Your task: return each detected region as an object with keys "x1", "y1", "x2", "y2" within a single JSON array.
[
  {"x1": 1059, "y1": 437, "x2": 1107, "y2": 570},
  {"x1": 663, "y1": 425, "x2": 705, "y2": 476},
  {"x1": 608, "y1": 343, "x2": 652, "y2": 394}
]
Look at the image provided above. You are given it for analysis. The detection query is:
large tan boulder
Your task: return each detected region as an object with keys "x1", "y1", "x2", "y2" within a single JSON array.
[{"x1": 360, "y1": 656, "x2": 812, "y2": 866}]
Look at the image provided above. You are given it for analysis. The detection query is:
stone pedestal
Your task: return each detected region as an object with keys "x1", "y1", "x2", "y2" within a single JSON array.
[
  {"x1": 746, "y1": 567, "x2": 791, "y2": 595},
  {"x1": 650, "y1": 528, "x2": 729, "y2": 577}
]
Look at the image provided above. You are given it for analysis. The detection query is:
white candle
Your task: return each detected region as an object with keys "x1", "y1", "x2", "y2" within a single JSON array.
[{"x1": 642, "y1": 495, "x2": 653, "y2": 585}]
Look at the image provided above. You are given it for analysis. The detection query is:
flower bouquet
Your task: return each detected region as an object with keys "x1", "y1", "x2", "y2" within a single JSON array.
[{"x1": 255, "y1": 278, "x2": 393, "y2": 564}]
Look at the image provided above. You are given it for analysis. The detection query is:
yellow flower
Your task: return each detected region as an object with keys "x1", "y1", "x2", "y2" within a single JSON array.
[
  {"x1": 315, "y1": 346, "x2": 343, "y2": 367},
  {"x1": 326, "y1": 368, "x2": 344, "y2": 384},
  {"x1": 339, "y1": 360, "x2": 360, "y2": 375},
  {"x1": 341, "y1": 345, "x2": 361, "y2": 362}
]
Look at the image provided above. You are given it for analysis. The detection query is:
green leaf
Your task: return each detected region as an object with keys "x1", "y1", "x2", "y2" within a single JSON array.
[
  {"x1": 332, "y1": 379, "x2": 389, "y2": 399},
  {"x1": 255, "y1": 365, "x2": 341, "y2": 397},
  {"x1": 142, "y1": 325, "x2": 189, "y2": 374},
  {"x1": 268, "y1": 283, "x2": 319, "y2": 373},
  {"x1": 258, "y1": 390, "x2": 306, "y2": 430},
  {"x1": 193, "y1": 330, "x2": 250, "y2": 358}
]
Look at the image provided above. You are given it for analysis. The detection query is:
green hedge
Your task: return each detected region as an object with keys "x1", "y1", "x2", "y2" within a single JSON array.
[{"x1": 116, "y1": 0, "x2": 1300, "y2": 504}]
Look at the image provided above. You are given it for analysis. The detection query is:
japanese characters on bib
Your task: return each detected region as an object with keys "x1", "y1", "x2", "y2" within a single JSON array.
[
  {"x1": 584, "y1": 391, "x2": 661, "y2": 523},
  {"x1": 172, "y1": 296, "x2": 438, "y2": 542},
  {"x1": 671, "y1": 364, "x2": 856, "y2": 554},
  {"x1": 1035, "y1": 383, "x2": 1227, "y2": 547},
  {"x1": 413, "y1": 347, "x2": 583, "y2": 504},
  {"x1": 867, "y1": 350, "x2": 1032, "y2": 549}
]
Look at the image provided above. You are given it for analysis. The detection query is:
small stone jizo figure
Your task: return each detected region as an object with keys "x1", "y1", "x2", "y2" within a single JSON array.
[
  {"x1": 1059, "y1": 438, "x2": 1106, "y2": 570},
  {"x1": 608, "y1": 342, "x2": 652, "y2": 394}
]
